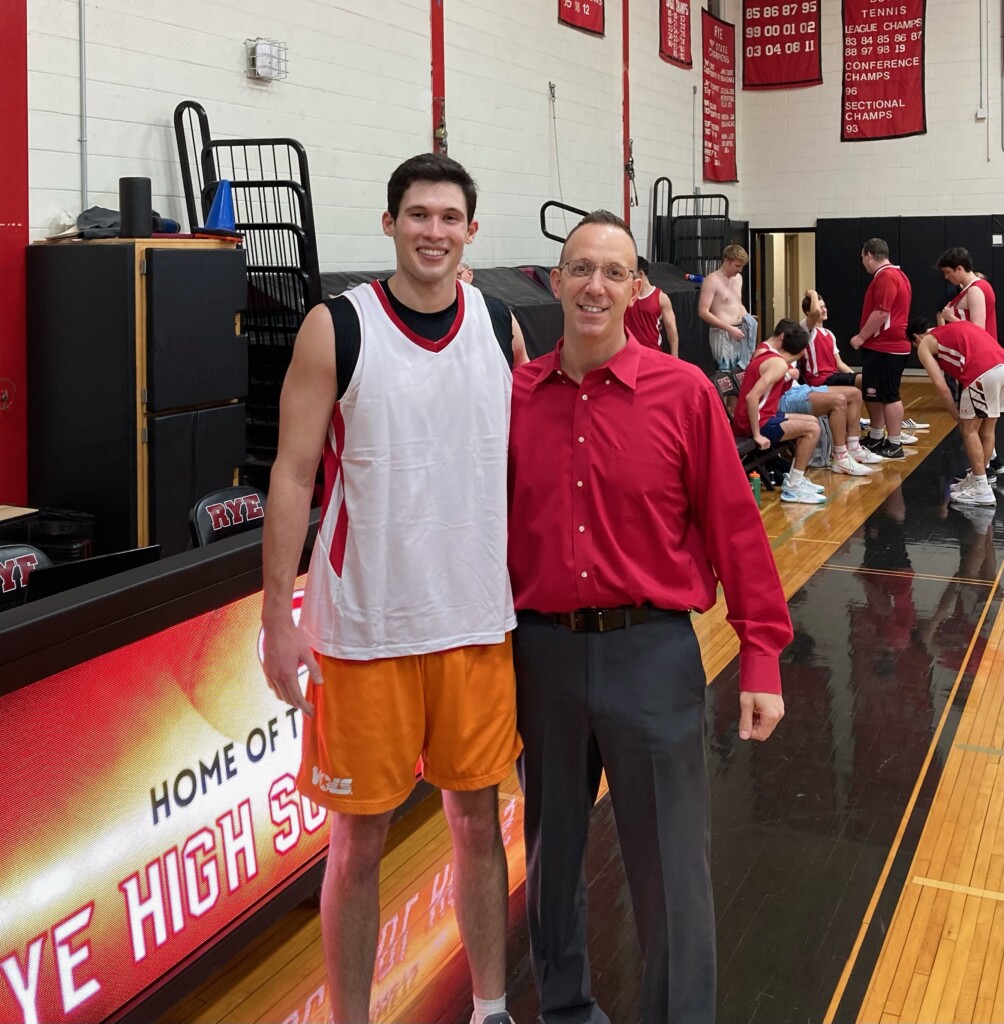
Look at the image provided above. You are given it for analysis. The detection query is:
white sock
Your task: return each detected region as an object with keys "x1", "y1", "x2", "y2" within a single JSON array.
[
  {"x1": 847, "y1": 436, "x2": 862, "y2": 450},
  {"x1": 788, "y1": 468, "x2": 805, "y2": 486},
  {"x1": 888, "y1": 435, "x2": 902, "y2": 444},
  {"x1": 834, "y1": 445, "x2": 848, "y2": 459},
  {"x1": 973, "y1": 474, "x2": 991, "y2": 490},
  {"x1": 473, "y1": 995, "x2": 507, "y2": 1023},
  {"x1": 869, "y1": 428, "x2": 884, "y2": 440}
]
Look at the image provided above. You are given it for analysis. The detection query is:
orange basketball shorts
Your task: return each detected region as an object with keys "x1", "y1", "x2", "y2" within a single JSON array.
[{"x1": 296, "y1": 635, "x2": 520, "y2": 814}]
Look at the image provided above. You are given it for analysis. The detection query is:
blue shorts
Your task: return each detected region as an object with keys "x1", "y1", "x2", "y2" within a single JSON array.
[
  {"x1": 779, "y1": 383, "x2": 828, "y2": 415},
  {"x1": 760, "y1": 414, "x2": 788, "y2": 445}
]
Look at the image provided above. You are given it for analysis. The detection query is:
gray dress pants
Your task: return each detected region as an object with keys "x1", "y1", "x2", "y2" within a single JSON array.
[{"x1": 515, "y1": 610, "x2": 716, "y2": 1024}]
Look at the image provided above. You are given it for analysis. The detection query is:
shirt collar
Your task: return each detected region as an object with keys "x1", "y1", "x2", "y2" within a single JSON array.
[{"x1": 529, "y1": 335, "x2": 641, "y2": 391}]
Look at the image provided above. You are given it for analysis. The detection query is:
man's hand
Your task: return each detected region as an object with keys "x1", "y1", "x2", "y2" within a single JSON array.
[
  {"x1": 940, "y1": 304, "x2": 959, "y2": 323},
  {"x1": 787, "y1": 365, "x2": 800, "y2": 382},
  {"x1": 727, "y1": 324, "x2": 744, "y2": 341},
  {"x1": 849, "y1": 334, "x2": 864, "y2": 350},
  {"x1": 262, "y1": 621, "x2": 323, "y2": 718},
  {"x1": 738, "y1": 691, "x2": 784, "y2": 741},
  {"x1": 753, "y1": 432, "x2": 770, "y2": 450}
]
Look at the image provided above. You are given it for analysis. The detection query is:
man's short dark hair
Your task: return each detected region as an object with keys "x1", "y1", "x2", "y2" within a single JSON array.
[
  {"x1": 775, "y1": 318, "x2": 809, "y2": 355},
  {"x1": 637, "y1": 256, "x2": 650, "y2": 275},
  {"x1": 936, "y1": 246, "x2": 973, "y2": 272},
  {"x1": 561, "y1": 210, "x2": 638, "y2": 264},
  {"x1": 862, "y1": 237, "x2": 890, "y2": 259},
  {"x1": 387, "y1": 153, "x2": 478, "y2": 222},
  {"x1": 800, "y1": 293, "x2": 823, "y2": 315},
  {"x1": 907, "y1": 316, "x2": 932, "y2": 342}
]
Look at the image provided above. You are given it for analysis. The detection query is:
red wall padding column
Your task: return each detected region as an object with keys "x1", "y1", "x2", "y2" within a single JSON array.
[{"x1": 0, "y1": 1, "x2": 28, "y2": 503}]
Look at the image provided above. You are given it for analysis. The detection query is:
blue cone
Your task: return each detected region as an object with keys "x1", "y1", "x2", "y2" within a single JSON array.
[{"x1": 205, "y1": 179, "x2": 235, "y2": 231}]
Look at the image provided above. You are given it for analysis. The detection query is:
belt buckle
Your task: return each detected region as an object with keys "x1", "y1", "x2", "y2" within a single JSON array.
[
  {"x1": 595, "y1": 609, "x2": 611, "y2": 633},
  {"x1": 568, "y1": 609, "x2": 585, "y2": 632}
]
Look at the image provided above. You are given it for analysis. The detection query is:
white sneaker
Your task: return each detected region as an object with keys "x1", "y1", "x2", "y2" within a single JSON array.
[
  {"x1": 830, "y1": 454, "x2": 875, "y2": 476},
  {"x1": 783, "y1": 473, "x2": 825, "y2": 493},
  {"x1": 901, "y1": 418, "x2": 930, "y2": 430},
  {"x1": 860, "y1": 418, "x2": 870, "y2": 428},
  {"x1": 848, "y1": 445, "x2": 884, "y2": 465},
  {"x1": 950, "y1": 472, "x2": 976, "y2": 493},
  {"x1": 951, "y1": 482, "x2": 997, "y2": 507},
  {"x1": 897, "y1": 432, "x2": 919, "y2": 445},
  {"x1": 781, "y1": 480, "x2": 826, "y2": 504}
]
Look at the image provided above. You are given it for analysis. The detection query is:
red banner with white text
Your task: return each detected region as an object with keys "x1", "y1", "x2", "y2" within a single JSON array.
[
  {"x1": 660, "y1": 0, "x2": 692, "y2": 69},
  {"x1": 702, "y1": 10, "x2": 738, "y2": 182},
  {"x1": 842, "y1": 0, "x2": 926, "y2": 141},
  {"x1": 743, "y1": 1, "x2": 822, "y2": 89},
  {"x1": 559, "y1": 0, "x2": 604, "y2": 36}
]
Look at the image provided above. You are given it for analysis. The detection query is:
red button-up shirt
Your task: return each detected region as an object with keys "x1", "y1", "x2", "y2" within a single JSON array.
[{"x1": 508, "y1": 338, "x2": 792, "y2": 694}]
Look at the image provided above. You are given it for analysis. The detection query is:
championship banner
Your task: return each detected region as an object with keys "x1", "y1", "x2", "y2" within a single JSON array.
[
  {"x1": 842, "y1": 0, "x2": 926, "y2": 141},
  {"x1": 702, "y1": 10, "x2": 738, "y2": 182},
  {"x1": 660, "y1": 0, "x2": 692, "y2": 69},
  {"x1": 558, "y1": 0, "x2": 604, "y2": 36},
  {"x1": 0, "y1": 579, "x2": 523, "y2": 1024},
  {"x1": 743, "y1": 1, "x2": 822, "y2": 90}
]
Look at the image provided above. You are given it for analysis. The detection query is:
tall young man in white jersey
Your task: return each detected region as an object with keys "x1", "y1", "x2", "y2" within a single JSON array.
[{"x1": 261, "y1": 153, "x2": 526, "y2": 1024}]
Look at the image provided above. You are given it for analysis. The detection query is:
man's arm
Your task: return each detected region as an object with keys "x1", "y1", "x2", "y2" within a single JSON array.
[
  {"x1": 803, "y1": 289, "x2": 822, "y2": 329},
  {"x1": 833, "y1": 336, "x2": 855, "y2": 374},
  {"x1": 698, "y1": 276, "x2": 743, "y2": 339},
  {"x1": 746, "y1": 360, "x2": 786, "y2": 449},
  {"x1": 965, "y1": 287, "x2": 987, "y2": 330},
  {"x1": 511, "y1": 314, "x2": 529, "y2": 366},
  {"x1": 916, "y1": 342, "x2": 959, "y2": 419},
  {"x1": 261, "y1": 303, "x2": 339, "y2": 716},
  {"x1": 682, "y1": 384, "x2": 790, "y2": 740},
  {"x1": 659, "y1": 292, "x2": 679, "y2": 356},
  {"x1": 849, "y1": 308, "x2": 888, "y2": 349}
]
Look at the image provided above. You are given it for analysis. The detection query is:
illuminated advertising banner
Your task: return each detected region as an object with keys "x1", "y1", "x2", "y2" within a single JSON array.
[
  {"x1": 702, "y1": 10, "x2": 738, "y2": 183},
  {"x1": 742, "y1": 1, "x2": 822, "y2": 90},
  {"x1": 0, "y1": 579, "x2": 330, "y2": 1024},
  {"x1": 660, "y1": 0, "x2": 692, "y2": 70},
  {"x1": 558, "y1": 0, "x2": 604, "y2": 36},
  {"x1": 842, "y1": 0, "x2": 926, "y2": 141}
]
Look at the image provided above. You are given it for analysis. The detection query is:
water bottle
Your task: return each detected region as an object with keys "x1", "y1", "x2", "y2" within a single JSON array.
[
  {"x1": 749, "y1": 472, "x2": 761, "y2": 506},
  {"x1": 684, "y1": 272, "x2": 705, "y2": 283}
]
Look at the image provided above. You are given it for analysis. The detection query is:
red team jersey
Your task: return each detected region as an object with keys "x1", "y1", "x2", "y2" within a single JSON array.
[
  {"x1": 624, "y1": 287, "x2": 664, "y2": 349},
  {"x1": 732, "y1": 347, "x2": 788, "y2": 437},
  {"x1": 948, "y1": 278, "x2": 998, "y2": 342},
  {"x1": 801, "y1": 325, "x2": 841, "y2": 385},
  {"x1": 861, "y1": 264, "x2": 911, "y2": 355},
  {"x1": 929, "y1": 322, "x2": 1004, "y2": 388}
]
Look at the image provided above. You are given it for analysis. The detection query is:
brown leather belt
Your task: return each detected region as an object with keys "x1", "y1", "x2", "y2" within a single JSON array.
[{"x1": 522, "y1": 604, "x2": 681, "y2": 633}]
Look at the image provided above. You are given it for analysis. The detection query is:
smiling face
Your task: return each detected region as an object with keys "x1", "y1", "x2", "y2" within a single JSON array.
[
  {"x1": 382, "y1": 181, "x2": 477, "y2": 289},
  {"x1": 550, "y1": 223, "x2": 640, "y2": 344}
]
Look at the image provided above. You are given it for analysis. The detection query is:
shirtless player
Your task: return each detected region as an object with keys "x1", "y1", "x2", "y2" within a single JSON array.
[{"x1": 699, "y1": 244, "x2": 758, "y2": 371}]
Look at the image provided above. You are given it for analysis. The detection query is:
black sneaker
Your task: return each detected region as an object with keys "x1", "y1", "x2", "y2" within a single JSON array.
[
  {"x1": 878, "y1": 440, "x2": 905, "y2": 460},
  {"x1": 988, "y1": 455, "x2": 1004, "y2": 478},
  {"x1": 862, "y1": 436, "x2": 885, "y2": 452}
]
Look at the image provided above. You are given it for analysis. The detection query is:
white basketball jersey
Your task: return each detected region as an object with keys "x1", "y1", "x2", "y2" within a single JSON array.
[{"x1": 299, "y1": 280, "x2": 515, "y2": 659}]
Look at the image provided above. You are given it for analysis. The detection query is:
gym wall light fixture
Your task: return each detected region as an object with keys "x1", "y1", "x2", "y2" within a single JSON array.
[{"x1": 244, "y1": 38, "x2": 288, "y2": 81}]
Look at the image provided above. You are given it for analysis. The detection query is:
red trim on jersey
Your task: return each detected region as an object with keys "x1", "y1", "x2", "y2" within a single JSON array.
[
  {"x1": 323, "y1": 407, "x2": 348, "y2": 577},
  {"x1": 371, "y1": 279, "x2": 466, "y2": 352},
  {"x1": 949, "y1": 279, "x2": 998, "y2": 342}
]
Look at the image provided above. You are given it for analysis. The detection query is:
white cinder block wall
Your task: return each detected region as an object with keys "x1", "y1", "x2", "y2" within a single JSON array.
[
  {"x1": 726, "y1": 0, "x2": 1004, "y2": 226},
  {"x1": 27, "y1": 0, "x2": 1004, "y2": 268}
]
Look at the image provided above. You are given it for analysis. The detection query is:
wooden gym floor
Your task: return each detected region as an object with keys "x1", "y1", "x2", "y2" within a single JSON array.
[{"x1": 160, "y1": 381, "x2": 1004, "y2": 1024}]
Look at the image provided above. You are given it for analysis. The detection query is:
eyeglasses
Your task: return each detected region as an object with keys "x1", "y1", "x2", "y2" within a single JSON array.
[{"x1": 559, "y1": 260, "x2": 636, "y2": 283}]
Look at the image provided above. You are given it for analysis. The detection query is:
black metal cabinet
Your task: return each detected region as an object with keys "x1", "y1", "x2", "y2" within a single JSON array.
[{"x1": 27, "y1": 240, "x2": 248, "y2": 556}]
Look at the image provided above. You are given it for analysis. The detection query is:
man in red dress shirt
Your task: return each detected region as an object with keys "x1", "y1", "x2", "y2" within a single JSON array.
[
  {"x1": 508, "y1": 210, "x2": 792, "y2": 1024},
  {"x1": 849, "y1": 238, "x2": 913, "y2": 460}
]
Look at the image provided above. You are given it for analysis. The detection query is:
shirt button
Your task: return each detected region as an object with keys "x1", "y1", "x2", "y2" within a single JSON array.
[
  {"x1": 578, "y1": 525, "x2": 585, "y2": 532},
  {"x1": 578, "y1": 436, "x2": 585, "y2": 443},
  {"x1": 605, "y1": 379, "x2": 611, "y2": 384},
  {"x1": 581, "y1": 394, "x2": 589, "y2": 401},
  {"x1": 576, "y1": 480, "x2": 583, "y2": 487},
  {"x1": 581, "y1": 571, "x2": 588, "y2": 578}
]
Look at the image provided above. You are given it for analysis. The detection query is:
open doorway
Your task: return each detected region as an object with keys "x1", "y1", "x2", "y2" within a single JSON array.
[{"x1": 751, "y1": 229, "x2": 816, "y2": 336}]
